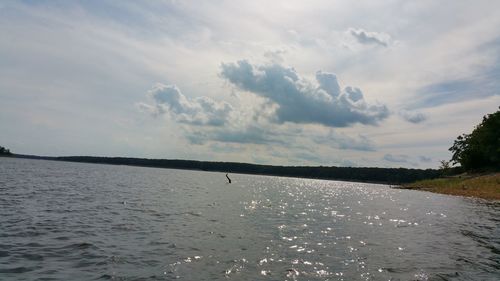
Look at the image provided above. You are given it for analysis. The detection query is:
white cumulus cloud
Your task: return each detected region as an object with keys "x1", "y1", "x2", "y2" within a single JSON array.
[
  {"x1": 220, "y1": 60, "x2": 389, "y2": 128},
  {"x1": 145, "y1": 83, "x2": 233, "y2": 126}
]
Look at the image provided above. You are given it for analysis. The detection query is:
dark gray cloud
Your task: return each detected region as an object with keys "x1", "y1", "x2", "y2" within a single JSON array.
[
  {"x1": 220, "y1": 60, "x2": 389, "y2": 127},
  {"x1": 348, "y1": 28, "x2": 390, "y2": 47},
  {"x1": 147, "y1": 83, "x2": 233, "y2": 126},
  {"x1": 383, "y1": 154, "x2": 409, "y2": 163},
  {"x1": 399, "y1": 110, "x2": 427, "y2": 123},
  {"x1": 141, "y1": 81, "x2": 381, "y2": 153}
]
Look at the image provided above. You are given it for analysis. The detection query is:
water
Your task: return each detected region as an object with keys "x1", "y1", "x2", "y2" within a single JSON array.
[{"x1": 0, "y1": 158, "x2": 499, "y2": 280}]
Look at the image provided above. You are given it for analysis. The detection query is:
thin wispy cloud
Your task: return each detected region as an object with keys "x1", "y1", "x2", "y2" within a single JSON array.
[
  {"x1": 348, "y1": 28, "x2": 391, "y2": 47},
  {"x1": 399, "y1": 110, "x2": 427, "y2": 124},
  {"x1": 313, "y1": 131, "x2": 376, "y2": 152},
  {"x1": 419, "y1": 156, "x2": 432, "y2": 163},
  {"x1": 383, "y1": 154, "x2": 409, "y2": 163}
]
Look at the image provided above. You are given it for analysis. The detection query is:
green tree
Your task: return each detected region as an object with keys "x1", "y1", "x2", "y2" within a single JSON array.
[
  {"x1": 449, "y1": 107, "x2": 500, "y2": 171},
  {"x1": 0, "y1": 146, "x2": 12, "y2": 155},
  {"x1": 439, "y1": 160, "x2": 451, "y2": 175}
]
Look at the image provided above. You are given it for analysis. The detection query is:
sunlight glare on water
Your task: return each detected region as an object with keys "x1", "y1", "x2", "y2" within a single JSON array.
[{"x1": 0, "y1": 158, "x2": 499, "y2": 280}]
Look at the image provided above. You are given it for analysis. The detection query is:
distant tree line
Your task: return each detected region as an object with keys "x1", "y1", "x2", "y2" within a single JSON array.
[
  {"x1": 56, "y1": 156, "x2": 440, "y2": 184},
  {"x1": 0, "y1": 146, "x2": 12, "y2": 156},
  {"x1": 449, "y1": 107, "x2": 500, "y2": 172},
  {"x1": 6, "y1": 147, "x2": 441, "y2": 184}
]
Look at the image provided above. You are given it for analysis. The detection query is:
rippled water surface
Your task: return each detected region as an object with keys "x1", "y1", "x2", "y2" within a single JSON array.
[{"x1": 1, "y1": 158, "x2": 499, "y2": 280}]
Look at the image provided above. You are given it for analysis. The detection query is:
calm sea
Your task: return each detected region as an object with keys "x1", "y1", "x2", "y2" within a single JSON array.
[{"x1": 0, "y1": 158, "x2": 499, "y2": 280}]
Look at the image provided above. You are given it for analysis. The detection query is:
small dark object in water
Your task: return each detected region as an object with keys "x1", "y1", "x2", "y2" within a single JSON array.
[
  {"x1": 226, "y1": 173, "x2": 231, "y2": 183},
  {"x1": 286, "y1": 268, "x2": 300, "y2": 277}
]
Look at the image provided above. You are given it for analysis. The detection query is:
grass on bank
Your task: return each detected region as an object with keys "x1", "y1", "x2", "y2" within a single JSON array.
[{"x1": 403, "y1": 173, "x2": 500, "y2": 200}]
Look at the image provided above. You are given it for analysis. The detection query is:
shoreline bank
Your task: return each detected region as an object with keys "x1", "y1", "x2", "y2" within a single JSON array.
[{"x1": 399, "y1": 173, "x2": 500, "y2": 200}]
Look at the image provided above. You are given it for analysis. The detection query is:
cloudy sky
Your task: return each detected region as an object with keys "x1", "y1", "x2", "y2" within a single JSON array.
[{"x1": 1, "y1": 0, "x2": 499, "y2": 168}]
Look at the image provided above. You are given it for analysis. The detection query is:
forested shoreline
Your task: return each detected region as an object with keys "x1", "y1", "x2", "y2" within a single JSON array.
[{"x1": 5, "y1": 154, "x2": 440, "y2": 184}]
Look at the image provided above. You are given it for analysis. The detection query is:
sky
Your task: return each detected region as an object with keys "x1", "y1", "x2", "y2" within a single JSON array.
[{"x1": 1, "y1": 0, "x2": 499, "y2": 169}]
